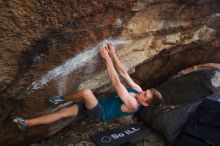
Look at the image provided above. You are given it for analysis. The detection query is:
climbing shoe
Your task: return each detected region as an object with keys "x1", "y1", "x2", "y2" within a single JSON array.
[
  {"x1": 48, "y1": 95, "x2": 64, "y2": 105},
  {"x1": 12, "y1": 116, "x2": 27, "y2": 132}
]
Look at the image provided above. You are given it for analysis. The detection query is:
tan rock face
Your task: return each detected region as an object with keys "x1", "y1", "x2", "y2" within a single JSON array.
[{"x1": 0, "y1": 0, "x2": 220, "y2": 145}]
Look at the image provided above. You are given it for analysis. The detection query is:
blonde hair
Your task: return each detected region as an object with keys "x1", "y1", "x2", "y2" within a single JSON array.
[{"x1": 148, "y1": 88, "x2": 163, "y2": 106}]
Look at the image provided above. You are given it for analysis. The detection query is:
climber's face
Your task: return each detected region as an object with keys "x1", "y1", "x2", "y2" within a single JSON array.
[{"x1": 136, "y1": 89, "x2": 153, "y2": 107}]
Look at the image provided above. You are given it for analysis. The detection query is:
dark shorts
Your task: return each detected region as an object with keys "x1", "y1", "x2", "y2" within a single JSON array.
[{"x1": 76, "y1": 101, "x2": 104, "y2": 121}]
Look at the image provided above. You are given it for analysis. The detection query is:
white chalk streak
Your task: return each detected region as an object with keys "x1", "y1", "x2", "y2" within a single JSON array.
[
  {"x1": 29, "y1": 38, "x2": 128, "y2": 91},
  {"x1": 211, "y1": 70, "x2": 220, "y2": 88}
]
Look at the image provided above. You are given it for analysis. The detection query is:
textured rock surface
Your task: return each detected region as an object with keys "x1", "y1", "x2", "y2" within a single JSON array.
[{"x1": 0, "y1": 0, "x2": 220, "y2": 145}]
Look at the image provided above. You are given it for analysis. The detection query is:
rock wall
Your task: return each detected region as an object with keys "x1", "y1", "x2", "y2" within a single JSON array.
[{"x1": 0, "y1": 0, "x2": 220, "y2": 145}]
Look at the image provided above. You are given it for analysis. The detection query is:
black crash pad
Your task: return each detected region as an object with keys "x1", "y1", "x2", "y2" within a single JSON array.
[{"x1": 90, "y1": 123, "x2": 150, "y2": 146}]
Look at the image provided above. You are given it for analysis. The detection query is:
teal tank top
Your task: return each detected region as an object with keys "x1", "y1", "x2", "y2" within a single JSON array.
[{"x1": 98, "y1": 88, "x2": 140, "y2": 122}]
